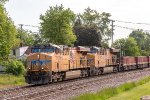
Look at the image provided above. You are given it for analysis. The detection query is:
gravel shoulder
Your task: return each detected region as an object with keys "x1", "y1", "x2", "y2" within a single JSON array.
[{"x1": 1, "y1": 68, "x2": 150, "y2": 100}]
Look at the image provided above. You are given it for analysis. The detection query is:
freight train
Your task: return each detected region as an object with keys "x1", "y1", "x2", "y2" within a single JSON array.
[{"x1": 25, "y1": 44, "x2": 149, "y2": 84}]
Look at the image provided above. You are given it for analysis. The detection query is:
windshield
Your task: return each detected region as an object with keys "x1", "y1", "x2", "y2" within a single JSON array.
[{"x1": 31, "y1": 48, "x2": 54, "y2": 53}]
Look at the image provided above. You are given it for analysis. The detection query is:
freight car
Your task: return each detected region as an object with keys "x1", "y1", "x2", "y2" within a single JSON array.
[
  {"x1": 25, "y1": 44, "x2": 150, "y2": 84},
  {"x1": 120, "y1": 56, "x2": 149, "y2": 71}
]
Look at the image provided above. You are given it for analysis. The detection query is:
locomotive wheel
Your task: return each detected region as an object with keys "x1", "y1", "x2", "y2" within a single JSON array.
[
  {"x1": 140, "y1": 65, "x2": 143, "y2": 69},
  {"x1": 90, "y1": 71, "x2": 94, "y2": 76},
  {"x1": 62, "y1": 72, "x2": 66, "y2": 81},
  {"x1": 100, "y1": 68, "x2": 104, "y2": 75},
  {"x1": 85, "y1": 69, "x2": 89, "y2": 76},
  {"x1": 89, "y1": 67, "x2": 97, "y2": 76},
  {"x1": 51, "y1": 79, "x2": 55, "y2": 83},
  {"x1": 58, "y1": 75, "x2": 63, "y2": 81},
  {"x1": 137, "y1": 65, "x2": 143, "y2": 69},
  {"x1": 81, "y1": 70, "x2": 86, "y2": 77},
  {"x1": 113, "y1": 67, "x2": 118, "y2": 73},
  {"x1": 120, "y1": 67, "x2": 124, "y2": 72},
  {"x1": 87, "y1": 68, "x2": 91, "y2": 76}
]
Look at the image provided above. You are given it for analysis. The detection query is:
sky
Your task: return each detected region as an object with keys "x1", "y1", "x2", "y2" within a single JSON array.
[{"x1": 4, "y1": 0, "x2": 150, "y2": 42}]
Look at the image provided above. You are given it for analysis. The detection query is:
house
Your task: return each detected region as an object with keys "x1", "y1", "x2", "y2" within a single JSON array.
[{"x1": 10, "y1": 46, "x2": 30, "y2": 60}]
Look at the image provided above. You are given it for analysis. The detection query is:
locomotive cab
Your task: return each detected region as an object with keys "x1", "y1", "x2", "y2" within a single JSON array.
[{"x1": 25, "y1": 44, "x2": 58, "y2": 84}]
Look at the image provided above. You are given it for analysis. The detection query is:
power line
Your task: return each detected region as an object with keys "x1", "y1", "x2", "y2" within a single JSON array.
[
  {"x1": 18, "y1": 24, "x2": 40, "y2": 34},
  {"x1": 110, "y1": 19, "x2": 150, "y2": 32},
  {"x1": 114, "y1": 19, "x2": 150, "y2": 26},
  {"x1": 18, "y1": 24, "x2": 39, "y2": 28},
  {"x1": 26, "y1": 30, "x2": 39, "y2": 34},
  {"x1": 23, "y1": 24, "x2": 40, "y2": 28},
  {"x1": 114, "y1": 25, "x2": 135, "y2": 30},
  {"x1": 115, "y1": 25, "x2": 150, "y2": 32}
]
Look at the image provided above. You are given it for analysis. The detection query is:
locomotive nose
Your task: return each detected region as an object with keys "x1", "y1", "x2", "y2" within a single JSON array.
[
  {"x1": 25, "y1": 53, "x2": 52, "y2": 84},
  {"x1": 27, "y1": 53, "x2": 52, "y2": 70}
]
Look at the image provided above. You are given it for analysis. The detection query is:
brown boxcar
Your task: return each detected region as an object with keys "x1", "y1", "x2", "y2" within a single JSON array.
[
  {"x1": 121, "y1": 56, "x2": 136, "y2": 70},
  {"x1": 136, "y1": 56, "x2": 149, "y2": 68},
  {"x1": 122, "y1": 56, "x2": 136, "y2": 66}
]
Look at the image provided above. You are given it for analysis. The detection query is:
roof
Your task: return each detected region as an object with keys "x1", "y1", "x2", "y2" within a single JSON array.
[{"x1": 77, "y1": 46, "x2": 90, "y2": 52}]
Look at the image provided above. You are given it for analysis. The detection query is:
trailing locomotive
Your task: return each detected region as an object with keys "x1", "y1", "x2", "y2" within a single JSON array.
[{"x1": 25, "y1": 44, "x2": 149, "y2": 84}]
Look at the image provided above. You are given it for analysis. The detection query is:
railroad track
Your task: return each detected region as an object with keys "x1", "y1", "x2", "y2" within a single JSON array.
[{"x1": 1, "y1": 68, "x2": 150, "y2": 100}]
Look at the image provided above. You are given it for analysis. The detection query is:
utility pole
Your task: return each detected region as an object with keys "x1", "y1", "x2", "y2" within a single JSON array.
[
  {"x1": 19, "y1": 24, "x2": 23, "y2": 47},
  {"x1": 110, "y1": 20, "x2": 115, "y2": 47},
  {"x1": 19, "y1": 24, "x2": 23, "y2": 34}
]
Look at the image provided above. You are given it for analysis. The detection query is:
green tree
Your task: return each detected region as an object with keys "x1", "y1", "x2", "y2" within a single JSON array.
[
  {"x1": 81, "y1": 7, "x2": 101, "y2": 26},
  {"x1": 33, "y1": 34, "x2": 44, "y2": 45},
  {"x1": 81, "y1": 8, "x2": 111, "y2": 38},
  {"x1": 17, "y1": 29, "x2": 35, "y2": 46},
  {"x1": 112, "y1": 38, "x2": 126, "y2": 49},
  {"x1": 0, "y1": 4, "x2": 19, "y2": 59},
  {"x1": 129, "y1": 30, "x2": 150, "y2": 56},
  {"x1": 40, "y1": 5, "x2": 76, "y2": 46},
  {"x1": 17, "y1": 28, "x2": 45, "y2": 46},
  {"x1": 0, "y1": 0, "x2": 8, "y2": 5},
  {"x1": 74, "y1": 25, "x2": 101, "y2": 46},
  {"x1": 129, "y1": 30, "x2": 145, "y2": 50},
  {"x1": 112, "y1": 38, "x2": 126, "y2": 56},
  {"x1": 124, "y1": 37, "x2": 140, "y2": 56},
  {"x1": 143, "y1": 33, "x2": 150, "y2": 55},
  {"x1": 74, "y1": 7, "x2": 111, "y2": 47},
  {"x1": 112, "y1": 38, "x2": 140, "y2": 56}
]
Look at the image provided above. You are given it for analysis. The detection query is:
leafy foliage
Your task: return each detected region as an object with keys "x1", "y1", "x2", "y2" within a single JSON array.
[
  {"x1": 112, "y1": 37, "x2": 140, "y2": 56},
  {"x1": 129, "y1": 30, "x2": 150, "y2": 56},
  {"x1": 0, "y1": 60, "x2": 25, "y2": 76},
  {"x1": 6, "y1": 60, "x2": 25, "y2": 76},
  {"x1": 40, "y1": 5, "x2": 76, "y2": 46},
  {"x1": 17, "y1": 29, "x2": 34, "y2": 46},
  {"x1": 129, "y1": 30, "x2": 145, "y2": 50},
  {"x1": 112, "y1": 38, "x2": 126, "y2": 49},
  {"x1": 74, "y1": 26, "x2": 101, "y2": 46},
  {"x1": 74, "y1": 7, "x2": 111, "y2": 47},
  {"x1": 124, "y1": 37, "x2": 140, "y2": 56},
  {"x1": 32, "y1": 33, "x2": 44, "y2": 45},
  {"x1": 0, "y1": 4, "x2": 19, "y2": 59},
  {"x1": 0, "y1": 0, "x2": 8, "y2": 5},
  {"x1": 17, "y1": 29, "x2": 43, "y2": 46},
  {"x1": 113, "y1": 30, "x2": 150, "y2": 56},
  {"x1": 81, "y1": 7, "x2": 101, "y2": 26},
  {"x1": 18, "y1": 28, "x2": 46, "y2": 46}
]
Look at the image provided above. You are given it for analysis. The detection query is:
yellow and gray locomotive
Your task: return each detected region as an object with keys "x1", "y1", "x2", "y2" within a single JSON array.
[{"x1": 25, "y1": 44, "x2": 118, "y2": 84}]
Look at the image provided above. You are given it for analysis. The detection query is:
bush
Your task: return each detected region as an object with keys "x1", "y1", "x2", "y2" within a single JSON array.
[
  {"x1": 0, "y1": 60, "x2": 9, "y2": 67},
  {"x1": 0, "y1": 60, "x2": 25, "y2": 76}
]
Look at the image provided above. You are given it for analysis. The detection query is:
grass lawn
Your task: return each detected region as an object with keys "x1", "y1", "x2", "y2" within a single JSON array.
[
  {"x1": 72, "y1": 76, "x2": 150, "y2": 100},
  {"x1": 0, "y1": 74, "x2": 26, "y2": 89},
  {"x1": 108, "y1": 81, "x2": 150, "y2": 100}
]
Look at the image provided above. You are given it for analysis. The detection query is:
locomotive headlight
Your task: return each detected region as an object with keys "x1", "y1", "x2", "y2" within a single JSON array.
[
  {"x1": 41, "y1": 67, "x2": 44, "y2": 70},
  {"x1": 28, "y1": 67, "x2": 31, "y2": 70},
  {"x1": 37, "y1": 54, "x2": 40, "y2": 59}
]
